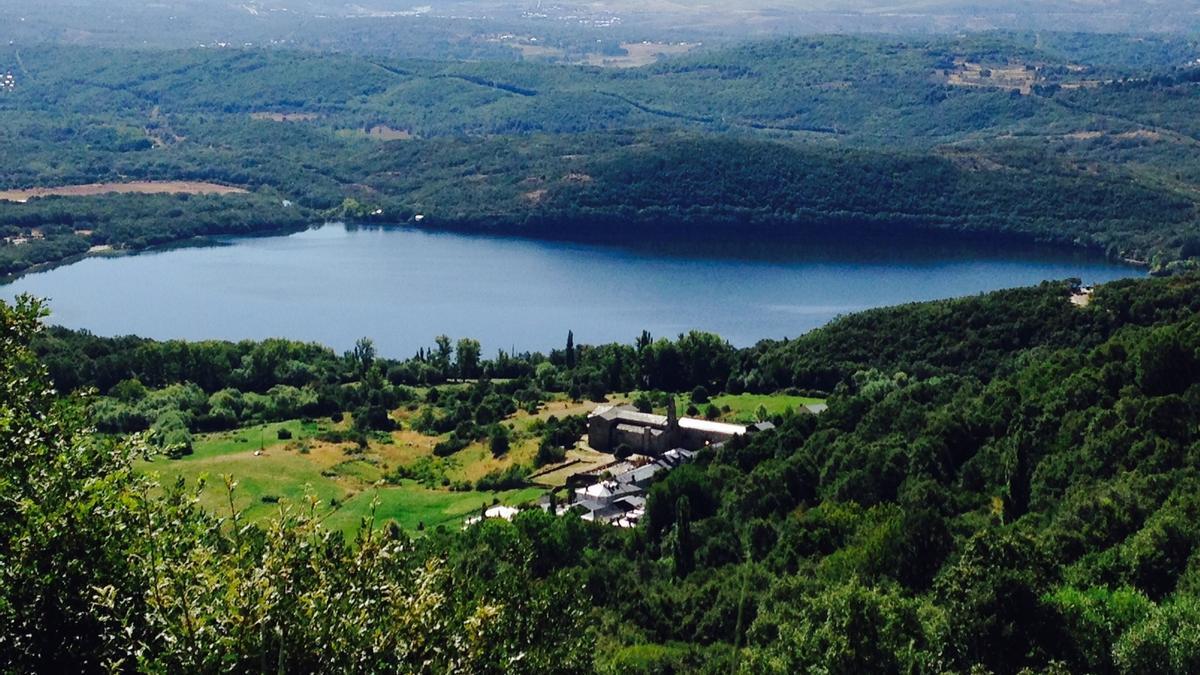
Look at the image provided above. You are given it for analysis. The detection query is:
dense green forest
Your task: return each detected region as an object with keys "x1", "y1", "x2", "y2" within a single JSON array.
[
  {"x1": 0, "y1": 192, "x2": 313, "y2": 276},
  {"x1": 2, "y1": 33, "x2": 1199, "y2": 278},
  {"x1": 6, "y1": 272, "x2": 1200, "y2": 671},
  {"x1": 30, "y1": 319, "x2": 740, "y2": 450}
]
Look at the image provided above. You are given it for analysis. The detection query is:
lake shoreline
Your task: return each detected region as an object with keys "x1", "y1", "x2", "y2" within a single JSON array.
[
  {"x1": 1, "y1": 210, "x2": 1152, "y2": 286},
  {"x1": 2, "y1": 223, "x2": 1143, "y2": 357},
  {"x1": 0, "y1": 223, "x2": 314, "y2": 286},
  {"x1": 372, "y1": 219, "x2": 1142, "y2": 269},
  {"x1": 387, "y1": 209, "x2": 1151, "y2": 270}
]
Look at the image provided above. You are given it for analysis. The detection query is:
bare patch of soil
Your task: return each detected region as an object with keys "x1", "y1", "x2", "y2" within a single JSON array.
[
  {"x1": 250, "y1": 112, "x2": 319, "y2": 122},
  {"x1": 366, "y1": 125, "x2": 413, "y2": 141},
  {"x1": 0, "y1": 181, "x2": 248, "y2": 203}
]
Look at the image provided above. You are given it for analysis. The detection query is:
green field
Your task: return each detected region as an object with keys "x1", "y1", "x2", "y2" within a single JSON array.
[
  {"x1": 134, "y1": 391, "x2": 817, "y2": 533},
  {"x1": 670, "y1": 392, "x2": 826, "y2": 423},
  {"x1": 324, "y1": 483, "x2": 545, "y2": 533},
  {"x1": 136, "y1": 417, "x2": 545, "y2": 535},
  {"x1": 179, "y1": 419, "x2": 321, "y2": 459}
]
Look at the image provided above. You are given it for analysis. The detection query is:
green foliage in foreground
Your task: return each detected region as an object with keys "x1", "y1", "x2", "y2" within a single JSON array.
[{"x1": 0, "y1": 296, "x2": 592, "y2": 672}]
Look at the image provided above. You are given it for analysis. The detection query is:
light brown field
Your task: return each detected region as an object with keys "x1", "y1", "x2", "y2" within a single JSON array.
[
  {"x1": 1058, "y1": 80, "x2": 1105, "y2": 90},
  {"x1": 1115, "y1": 129, "x2": 1164, "y2": 141},
  {"x1": 530, "y1": 448, "x2": 616, "y2": 487},
  {"x1": 944, "y1": 59, "x2": 1037, "y2": 95},
  {"x1": 522, "y1": 188, "x2": 548, "y2": 204},
  {"x1": 1060, "y1": 129, "x2": 1178, "y2": 145},
  {"x1": 512, "y1": 40, "x2": 696, "y2": 68},
  {"x1": 512, "y1": 43, "x2": 567, "y2": 60},
  {"x1": 447, "y1": 438, "x2": 541, "y2": 483},
  {"x1": 377, "y1": 428, "x2": 442, "y2": 468},
  {"x1": 520, "y1": 396, "x2": 626, "y2": 424},
  {"x1": 250, "y1": 112, "x2": 319, "y2": 122},
  {"x1": 366, "y1": 125, "x2": 413, "y2": 141},
  {"x1": 584, "y1": 42, "x2": 698, "y2": 68},
  {"x1": 0, "y1": 181, "x2": 248, "y2": 203}
]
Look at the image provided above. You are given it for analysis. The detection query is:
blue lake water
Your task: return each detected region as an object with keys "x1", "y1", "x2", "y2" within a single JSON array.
[{"x1": 1, "y1": 224, "x2": 1140, "y2": 356}]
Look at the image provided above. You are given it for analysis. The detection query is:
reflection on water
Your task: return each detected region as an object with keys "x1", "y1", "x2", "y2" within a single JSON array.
[{"x1": 2, "y1": 223, "x2": 1139, "y2": 356}]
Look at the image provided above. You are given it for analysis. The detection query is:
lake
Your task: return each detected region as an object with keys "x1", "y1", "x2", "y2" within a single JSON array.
[{"x1": 1, "y1": 224, "x2": 1140, "y2": 355}]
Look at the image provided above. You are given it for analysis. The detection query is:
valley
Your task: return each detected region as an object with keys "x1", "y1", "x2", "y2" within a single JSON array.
[{"x1": 3, "y1": 11, "x2": 1200, "y2": 672}]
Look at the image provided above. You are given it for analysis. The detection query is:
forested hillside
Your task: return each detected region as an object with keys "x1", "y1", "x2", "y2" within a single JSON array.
[
  {"x1": 5, "y1": 34, "x2": 1198, "y2": 142},
  {"x1": 2, "y1": 33, "x2": 1200, "y2": 278},
  {"x1": 742, "y1": 275, "x2": 1200, "y2": 390},
  {"x1": 6, "y1": 273, "x2": 1200, "y2": 671}
]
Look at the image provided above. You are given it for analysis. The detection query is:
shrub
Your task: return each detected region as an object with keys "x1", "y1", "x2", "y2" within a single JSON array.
[
  {"x1": 317, "y1": 429, "x2": 348, "y2": 443},
  {"x1": 586, "y1": 379, "x2": 608, "y2": 402},
  {"x1": 535, "y1": 442, "x2": 567, "y2": 467},
  {"x1": 489, "y1": 425, "x2": 510, "y2": 457},
  {"x1": 633, "y1": 393, "x2": 654, "y2": 413},
  {"x1": 476, "y1": 464, "x2": 531, "y2": 491},
  {"x1": 433, "y1": 434, "x2": 470, "y2": 457},
  {"x1": 152, "y1": 410, "x2": 193, "y2": 458}
]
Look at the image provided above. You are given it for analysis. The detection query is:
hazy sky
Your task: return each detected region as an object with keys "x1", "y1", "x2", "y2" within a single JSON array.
[{"x1": 3, "y1": 0, "x2": 1197, "y2": 51}]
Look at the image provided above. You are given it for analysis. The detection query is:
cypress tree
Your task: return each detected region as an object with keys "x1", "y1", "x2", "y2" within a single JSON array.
[{"x1": 673, "y1": 495, "x2": 694, "y2": 578}]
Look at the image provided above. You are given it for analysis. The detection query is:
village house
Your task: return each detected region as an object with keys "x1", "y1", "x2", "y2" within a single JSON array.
[
  {"x1": 468, "y1": 403, "x2": 813, "y2": 528},
  {"x1": 587, "y1": 399, "x2": 759, "y2": 454}
]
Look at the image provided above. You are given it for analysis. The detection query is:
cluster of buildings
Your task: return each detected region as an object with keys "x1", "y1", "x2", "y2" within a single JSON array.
[
  {"x1": 1, "y1": 72, "x2": 14, "y2": 91},
  {"x1": 560, "y1": 400, "x2": 775, "y2": 527},
  {"x1": 466, "y1": 400, "x2": 783, "y2": 528},
  {"x1": 560, "y1": 448, "x2": 696, "y2": 527},
  {"x1": 466, "y1": 449, "x2": 704, "y2": 529},
  {"x1": 1070, "y1": 283, "x2": 1096, "y2": 308},
  {"x1": 2, "y1": 229, "x2": 43, "y2": 246}
]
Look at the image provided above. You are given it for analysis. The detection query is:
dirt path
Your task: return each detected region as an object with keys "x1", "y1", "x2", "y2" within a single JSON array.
[{"x1": 0, "y1": 181, "x2": 247, "y2": 203}]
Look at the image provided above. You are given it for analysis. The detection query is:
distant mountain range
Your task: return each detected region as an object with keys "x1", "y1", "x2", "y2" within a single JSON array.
[{"x1": 3, "y1": 0, "x2": 1198, "y2": 58}]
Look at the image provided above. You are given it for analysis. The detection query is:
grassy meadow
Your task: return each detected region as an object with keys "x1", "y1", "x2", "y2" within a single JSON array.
[
  {"x1": 135, "y1": 415, "x2": 546, "y2": 535},
  {"x1": 668, "y1": 392, "x2": 826, "y2": 423},
  {"x1": 135, "y1": 391, "x2": 817, "y2": 534}
]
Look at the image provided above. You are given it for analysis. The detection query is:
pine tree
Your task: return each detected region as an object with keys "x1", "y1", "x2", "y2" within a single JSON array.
[
  {"x1": 673, "y1": 495, "x2": 694, "y2": 578},
  {"x1": 566, "y1": 330, "x2": 576, "y2": 369}
]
